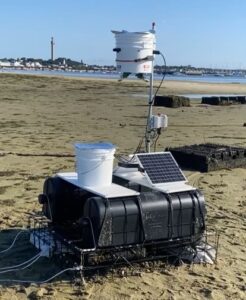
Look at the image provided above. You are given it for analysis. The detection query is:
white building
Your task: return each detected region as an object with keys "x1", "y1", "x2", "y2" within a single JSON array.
[{"x1": 0, "y1": 61, "x2": 11, "y2": 67}]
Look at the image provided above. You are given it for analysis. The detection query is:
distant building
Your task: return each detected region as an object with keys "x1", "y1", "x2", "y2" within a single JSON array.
[
  {"x1": 25, "y1": 61, "x2": 43, "y2": 68},
  {"x1": 12, "y1": 61, "x2": 24, "y2": 68},
  {"x1": 0, "y1": 61, "x2": 11, "y2": 67}
]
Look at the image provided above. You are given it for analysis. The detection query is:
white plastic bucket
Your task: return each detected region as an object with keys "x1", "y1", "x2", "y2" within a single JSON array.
[
  {"x1": 112, "y1": 30, "x2": 156, "y2": 74},
  {"x1": 75, "y1": 143, "x2": 116, "y2": 187}
]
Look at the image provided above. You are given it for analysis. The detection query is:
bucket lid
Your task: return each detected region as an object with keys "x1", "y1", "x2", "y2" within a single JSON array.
[{"x1": 75, "y1": 142, "x2": 115, "y2": 151}]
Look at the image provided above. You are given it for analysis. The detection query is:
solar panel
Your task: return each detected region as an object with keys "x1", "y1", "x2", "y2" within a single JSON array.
[{"x1": 136, "y1": 152, "x2": 186, "y2": 185}]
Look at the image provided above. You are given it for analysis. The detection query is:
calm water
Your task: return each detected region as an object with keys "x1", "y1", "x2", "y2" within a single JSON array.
[{"x1": 1, "y1": 68, "x2": 246, "y2": 84}]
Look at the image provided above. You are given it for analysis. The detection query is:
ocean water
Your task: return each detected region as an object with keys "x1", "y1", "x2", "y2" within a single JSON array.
[{"x1": 1, "y1": 68, "x2": 246, "y2": 84}]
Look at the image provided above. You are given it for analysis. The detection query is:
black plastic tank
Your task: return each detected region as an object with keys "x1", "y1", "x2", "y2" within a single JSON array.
[
  {"x1": 83, "y1": 190, "x2": 205, "y2": 248},
  {"x1": 40, "y1": 177, "x2": 91, "y2": 223},
  {"x1": 83, "y1": 196, "x2": 143, "y2": 247}
]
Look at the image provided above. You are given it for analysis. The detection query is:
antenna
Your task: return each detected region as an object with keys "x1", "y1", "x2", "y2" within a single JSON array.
[{"x1": 151, "y1": 22, "x2": 156, "y2": 32}]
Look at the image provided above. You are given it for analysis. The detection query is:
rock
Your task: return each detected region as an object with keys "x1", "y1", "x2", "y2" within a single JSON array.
[
  {"x1": 200, "y1": 287, "x2": 212, "y2": 297},
  {"x1": 47, "y1": 288, "x2": 57, "y2": 296},
  {"x1": 16, "y1": 286, "x2": 28, "y2": 294},
  {"x1": 239, "y1": 285, "x2": 246, "y2": 291},
  {"x1": 29, "y1": 287, "x2": 48, "y2": 299}
]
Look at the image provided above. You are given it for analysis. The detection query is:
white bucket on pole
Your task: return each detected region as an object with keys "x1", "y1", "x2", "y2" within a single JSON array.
[
  {"x1": 75, "y1": 143, "x2": 116, "y2": 187},
  {"x1": 112, "y1": 30, "x2": 156, "y2": 74}
]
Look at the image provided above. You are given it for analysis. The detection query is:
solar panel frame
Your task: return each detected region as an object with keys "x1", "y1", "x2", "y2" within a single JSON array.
[{"x1": 136, "y1": 152, "x2": 187, "y2": 185}]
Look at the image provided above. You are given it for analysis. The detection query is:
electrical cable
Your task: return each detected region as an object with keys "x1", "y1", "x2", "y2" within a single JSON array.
[
  {"x1": 0, "y1": 253, "x2": 42, "y2": 274},
  {"x1": 114, "y1": 154, "x2": 130, "y2": 163},
  {"x1": 116, "y1": 51, "x2": 167, "y2": 157},
  {"x1": 151, "y1": 52, "x2": 167, "y2": 105},
  {"x1": 0, "y1": 266, "x2": 79, "y2": 284},
  {"x1": 115, "y1": 51, "x2": 167, "y2": 159},
  {"x1": 131, "y1": 136, "x2": 145, "y2": 158},
  {"x1": 153, "y1": 132, "x2": 160, "y2": 152},
  {"x1": 114, "y1": 136, "x2": 144, "y2": 165},
  {"x1": 0, "y1": 230, "x2": 28, "y2": 254},
  {"x1": 144, "y1": 51, "x2": 167, "y2": 151},
  {"x1": 0, "y1": 252, "x2": 41, "y2": 271}
]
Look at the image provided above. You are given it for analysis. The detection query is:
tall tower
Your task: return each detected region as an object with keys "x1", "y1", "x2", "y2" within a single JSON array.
[{"x1": 51, "y1": 37, "x2": 55, "y2": 61}]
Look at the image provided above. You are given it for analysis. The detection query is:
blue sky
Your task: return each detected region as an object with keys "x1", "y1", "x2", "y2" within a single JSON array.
[{"x1": 1, "y1": 0, "x2": 246, "y2": 68}]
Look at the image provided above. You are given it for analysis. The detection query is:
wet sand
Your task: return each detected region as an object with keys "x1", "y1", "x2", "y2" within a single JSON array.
[{"x1": 0, "y1": 73, "x2": 245, "y2": 299}]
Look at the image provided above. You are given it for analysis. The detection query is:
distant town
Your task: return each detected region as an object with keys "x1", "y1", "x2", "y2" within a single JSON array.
[
  {"x1": 1, "y1": 57, "x2": 246, "y2": 77},
  {"x1": 1, "y1": 36, "x2": 245, "y2": 77}
]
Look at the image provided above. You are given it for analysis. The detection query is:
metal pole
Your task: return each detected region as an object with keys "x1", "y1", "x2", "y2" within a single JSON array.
[{"x1": 145, "y1": 60, "x2": 154, "y2": 153}]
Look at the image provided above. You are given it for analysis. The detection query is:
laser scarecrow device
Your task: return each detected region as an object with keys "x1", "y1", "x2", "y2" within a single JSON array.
[{"x1": 33, "y1": 24, "x2": 207, "y2": 270}]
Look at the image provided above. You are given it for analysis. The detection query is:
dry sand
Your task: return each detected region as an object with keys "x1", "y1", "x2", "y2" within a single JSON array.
[{"x1": 0, "y1": 73, "x2": 245, "y2": 299}]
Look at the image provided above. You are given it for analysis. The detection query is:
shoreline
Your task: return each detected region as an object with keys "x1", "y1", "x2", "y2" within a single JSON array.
[{"x1": 1, "y1": 72, "x2": 246, "y2": 95}]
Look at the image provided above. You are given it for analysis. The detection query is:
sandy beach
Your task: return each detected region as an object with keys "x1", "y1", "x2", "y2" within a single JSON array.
[{"x1": 0, "y1": 73, "x2": 245, "y2": 299}]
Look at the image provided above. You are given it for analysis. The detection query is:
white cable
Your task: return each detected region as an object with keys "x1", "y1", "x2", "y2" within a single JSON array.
[
  {"x1": 0, "y1": 266, "x2": 79, "y2": 284},
  {"x1": 35, "y1": 267, "x2": 79, "y2": 284},
  {"x1": 0, "y1": 230, "x2": 28, "y2": 254},
  {"x1": 0, "y1": 254, "x2": 42, "y2": 274},
  {"x1": 0, "y1": 252, "x2": 41, "y2": 271}
]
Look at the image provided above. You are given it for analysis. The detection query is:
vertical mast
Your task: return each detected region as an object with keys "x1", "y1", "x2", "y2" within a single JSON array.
[
  {"x1": 145, "y1": 66, "x2": 154, "y2": 153},
  {"x1": 145, "y1": 22, "x2": 156, "y2": 153}
]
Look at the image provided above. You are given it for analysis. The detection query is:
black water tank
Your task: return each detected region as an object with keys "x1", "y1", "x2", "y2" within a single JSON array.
[
  {"x1": 83, "y1": 191, "x2": 205, "y2": 248},
  {"x1": 83, "y1": 196, "x2": 142, "y2": 247},
  {"x1": 41, "y1": 177, "x2": 89, "y2": 223}
]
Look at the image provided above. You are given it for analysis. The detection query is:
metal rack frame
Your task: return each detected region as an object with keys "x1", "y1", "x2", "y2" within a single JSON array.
[{"x1": 28, "y1": 213, "x2": 220, "y2": 277}]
